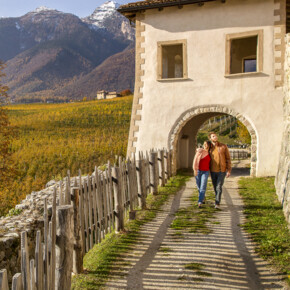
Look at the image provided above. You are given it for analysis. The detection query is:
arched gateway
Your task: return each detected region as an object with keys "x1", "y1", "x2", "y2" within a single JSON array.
[
  {"x1": 118, "y1": 0, "x2": 286, "y2": 178},
  {"x1": 167, "y1": 105, "x2": 257, "y2": 177}
]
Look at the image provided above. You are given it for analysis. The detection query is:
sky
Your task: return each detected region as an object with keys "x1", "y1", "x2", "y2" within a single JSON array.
[{"x1": 0, "y1": 0, "x2": 134, "y2": 18}]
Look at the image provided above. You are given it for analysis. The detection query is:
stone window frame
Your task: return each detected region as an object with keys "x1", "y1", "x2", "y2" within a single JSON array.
[
  {"x1": 157, "y1": 39, "x2": 188, "y2": 80},
  {"x1": 225, "y1": 30, "x2": 263, "y2": 76}
]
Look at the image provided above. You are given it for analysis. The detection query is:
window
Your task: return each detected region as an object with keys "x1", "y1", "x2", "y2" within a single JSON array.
[
  {"x1": 225, "y1": 30, "x2": 263, "y2": 75},
  {"x1": 157, "y1": 40, "x2": 187, "y2": 80}
]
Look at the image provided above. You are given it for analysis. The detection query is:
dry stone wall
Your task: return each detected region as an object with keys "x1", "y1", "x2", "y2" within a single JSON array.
[
  {"x1": 0, "y1": 178, "x2": 76, "y2": 282},
  {"x1": 275, "y1": 33, "x2": 290, "y2": 225}
]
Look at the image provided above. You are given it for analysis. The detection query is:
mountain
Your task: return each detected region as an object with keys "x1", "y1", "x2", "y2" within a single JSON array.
[
  {"x1": 55, "y1": 46, "x2": 135, "y2": 99},
  {"x1": 0, "y1": 2, "x2": 135, "y2": 102},
  {"x1": 82, "y1": 1, "x2": 134, "y2": 41}
]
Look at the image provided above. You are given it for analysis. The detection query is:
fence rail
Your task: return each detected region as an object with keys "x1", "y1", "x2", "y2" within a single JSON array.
[
  {"x1": 0, "y1": 149, "x2": 172, "y2": 290},
  {"x1": 229, "y1": 149, "x2": 250, "y2": 160}
]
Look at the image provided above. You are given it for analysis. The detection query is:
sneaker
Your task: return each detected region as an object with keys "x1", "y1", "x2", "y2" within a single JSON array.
[
  {"x1": 215, "y1": 204, "x2": 219, "y2": 209},
  {"x1": 198, "y1": 202, "x2": 202, "y2": 208}
]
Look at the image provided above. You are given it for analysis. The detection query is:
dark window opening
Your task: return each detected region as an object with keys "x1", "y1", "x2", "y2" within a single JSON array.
[
  {"x1": 230, "y1": 36, "x2": 258, "y2": 74},
  {"x1": 162, "y1": 44, "x2": 183, "y2": 79}
]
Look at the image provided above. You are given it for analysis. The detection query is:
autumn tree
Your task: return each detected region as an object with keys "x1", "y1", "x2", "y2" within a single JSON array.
[
  {"x1": 236, "y1": 120, "x2": 251, "y2": 145},
  {"x1": 120, "y1": 89, "x2": 132, "y2": 96}
]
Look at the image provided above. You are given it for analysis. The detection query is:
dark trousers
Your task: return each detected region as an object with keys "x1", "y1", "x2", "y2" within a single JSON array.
[{"x1": 210, "y1": 171, "x2": 226, "y2": 205}]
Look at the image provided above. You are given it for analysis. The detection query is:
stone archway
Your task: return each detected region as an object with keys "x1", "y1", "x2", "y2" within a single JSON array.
[{"x1": 167, "y1": 105, "x2": 258, "y2": 177}]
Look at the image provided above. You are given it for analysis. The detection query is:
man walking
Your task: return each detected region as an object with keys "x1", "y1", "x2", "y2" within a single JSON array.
[{"x1": 208, "y1": 132, "x2": 231, "y2": 208}]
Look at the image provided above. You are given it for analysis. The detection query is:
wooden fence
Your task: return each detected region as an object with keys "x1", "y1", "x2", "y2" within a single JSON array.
[
  {"x1": 229, "y1": 150, "x2": 250, "y2": 160},
  {"x1": 0, "y1": 149, "x2": 172, "y2": 290}
]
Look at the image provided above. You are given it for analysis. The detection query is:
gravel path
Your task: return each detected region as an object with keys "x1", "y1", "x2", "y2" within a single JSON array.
[{"x1": 104, "y1": 166, "x2": 289, "y2": 289}]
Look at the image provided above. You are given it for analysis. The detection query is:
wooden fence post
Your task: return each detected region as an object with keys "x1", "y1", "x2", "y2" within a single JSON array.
[
  {"x1": 158, "y1": 150, "x2": 165, "y2": 186},
  {"x1": 0, "y1": 269, "x2": 9, "y2": 290},
  {"x1": 107, "y1": 162, "x2": 115, "y2": 229},
  {"x1": 12, "y1": 273, "x2": 22, "y2": 290},
  {"x1": 43, "y1": 198, "x2": 49, "y2": 290},
  {"x1": 112, "y1": 167, "x2": 124, "y2": 232},
  {"x1": 91, "y1": 176, "x2": 98, "y2": 244},
  {"x1": 30, "y1": 259, "x2": 36, "y2": 290},
  {"x1": 35, "y1": 231, "x2": 43, "y2": 290},
  {"x1": 71, "y1": 187, "x2": 83, "y2": 274},
  {"x1": 168, "y1": 150, "x2": 173, "y2": 178},
  {"x1": 21, "y1": 231, "x2": 31, "y2": 290},
  {"x1": 164, "y1": 150, "x2": 169, "y2": 183},
  {"x1": 59, "y1": 180, "x2": 63, "y2": 206},
  {"x1": 95, "y1": 173, "x2": 103, "y2": 241},
  {"x1": 50, "y1": 188, "x2": 56, "y2": 290},
  {"x1": 149, "y1": 152, "x2": 158, "y2": 195},
  {"x1": 145, "y1": 151, "x2": 150, "y2": 195},
  {"x1": 136, "y1": 158, "x2": 146, "y2": 209},
  {"x1": 87, "y1": 176, "x2": 93, "y2": 250},
  {"x1": 131, "y1": 155, "x2": 138, "y2": 208},
  {"x1": 78, "y1": 172, "x2": 86, "y2": 258},
  {"x1": 126, "y1": 160, "x2": 136, "y2": 220},
  {"x1": 66, "y1": 170, "x2": 71, "y2": 203},
  {"x1": 83, "y1": 179, "x2": 89, "y2": 253},
  {"x1": 55, "y1": 205, "x2": 73, "y2": 290},
  {"x1": 101, "y1": 172, "x2": 108, "y2": 235}
]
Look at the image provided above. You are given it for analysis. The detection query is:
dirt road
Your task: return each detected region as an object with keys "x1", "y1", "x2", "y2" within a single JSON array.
[{"x1": 104, "y1": 166, "x2": 288, "y2": 289}]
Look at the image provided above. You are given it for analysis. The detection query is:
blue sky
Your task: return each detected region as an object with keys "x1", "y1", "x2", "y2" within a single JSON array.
[{"x1": 0, "y1": 0, "x2": 134, "y2": 18}]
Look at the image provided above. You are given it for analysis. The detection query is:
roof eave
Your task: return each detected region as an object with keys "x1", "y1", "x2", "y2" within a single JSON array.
[{"x1": 118, "y1": 0, "x2": 220, "y2": 16}]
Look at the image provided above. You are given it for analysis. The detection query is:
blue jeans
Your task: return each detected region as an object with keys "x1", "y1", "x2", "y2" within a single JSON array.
[
  {"x1": 195, "y1": 170, "x2": 210, "y2": 203},
  {"x1": 210, "y1": 172, "x2": 226, "y2": 205}
]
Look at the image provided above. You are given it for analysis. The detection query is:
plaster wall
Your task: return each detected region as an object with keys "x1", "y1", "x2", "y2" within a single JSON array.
[{"x1": 133, "y1": 0, "x2": 284, "y2": 176}]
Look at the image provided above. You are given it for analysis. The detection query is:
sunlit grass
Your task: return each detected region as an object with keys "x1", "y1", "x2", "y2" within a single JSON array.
[{"x1": 239, "y1": 177, "x2": 290, "y2": 285}]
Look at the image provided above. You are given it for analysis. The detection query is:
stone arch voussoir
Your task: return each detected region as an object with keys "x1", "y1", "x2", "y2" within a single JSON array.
[{"x1": 168, "y1": 105, "x2": 257, "y2": 177}]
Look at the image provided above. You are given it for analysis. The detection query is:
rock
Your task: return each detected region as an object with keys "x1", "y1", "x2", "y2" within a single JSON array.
[
  {"x1": 15, "y1": 204, "x2": 28, "y2": 210},
  {"x1": 46, "y1": 180, "x2": 56, "y2": 188}
]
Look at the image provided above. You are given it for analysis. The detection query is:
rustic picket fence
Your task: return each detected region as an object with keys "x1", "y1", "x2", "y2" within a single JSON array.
[
  {"x1": 0, "y1": 149, "x2": 173, "y2": 290},
  {"x1": 229, "y1": 150, "x2": 249, "y2": 160}
]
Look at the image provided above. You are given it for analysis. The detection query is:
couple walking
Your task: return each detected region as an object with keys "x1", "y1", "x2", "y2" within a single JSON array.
[{"x1": 193, "y1": 132, "x2": 231, "y2": 209}]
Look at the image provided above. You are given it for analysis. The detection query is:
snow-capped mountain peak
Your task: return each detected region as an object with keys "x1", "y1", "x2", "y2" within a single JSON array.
[
  {"x1": 32, "y1": 6, "x2": 57, "y2": 13},
  {"x1": 84, "y1": 1, "x2": 120, "y2": 28}
]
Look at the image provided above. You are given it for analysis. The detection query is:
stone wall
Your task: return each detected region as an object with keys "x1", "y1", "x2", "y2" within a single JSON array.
[
  {"x1": 0, "y1": 178, "x2": 76, "y2": 282},
  {"x1": 275, "y1": 33, "x2": 290, "y2": 225}
]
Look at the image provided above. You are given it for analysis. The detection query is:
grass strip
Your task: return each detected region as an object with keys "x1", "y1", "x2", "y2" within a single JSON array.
[
  {"x1": 71, "y1": 173, "x2": 190, "y2": 289},
  {"x1": 238, "y1": 177, "x2": 290, "y2": 285},
  {"x1": 170, "y1": 179, "x2": 216, "y2": 235},
  {"x1": 184, "y1": 263, "x2": 205, "y2": 271}
]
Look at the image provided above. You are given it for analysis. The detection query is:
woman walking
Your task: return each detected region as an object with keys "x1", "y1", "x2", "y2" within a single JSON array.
[{"x1": 193, "y1": 141, "x2": 211, "y2": 208}]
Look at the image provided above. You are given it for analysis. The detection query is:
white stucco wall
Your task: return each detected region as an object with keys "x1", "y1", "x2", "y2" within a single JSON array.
[{"x1": 133, "y1": 0, "x2": 284, "y2": 177}]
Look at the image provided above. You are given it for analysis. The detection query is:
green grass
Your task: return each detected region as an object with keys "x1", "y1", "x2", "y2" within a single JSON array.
[
  {"x1": 71, "y1": 173, "x2": 190, "y2": 289},
  {"x1": 184, "y1": 263, "x2": 205, "y2": 271},
  {"x1": 239, "y1": 177, "x2": 290, "y2": 285},
  {"x1": 170, "y1": 180, "x2": 216, "y2": 235},
  {"x1": 184, "y1": 262, "x2": 212, "y2": 279},
  {"x1": 159, "y1": 247, "x2": 172, "y2": 253}
]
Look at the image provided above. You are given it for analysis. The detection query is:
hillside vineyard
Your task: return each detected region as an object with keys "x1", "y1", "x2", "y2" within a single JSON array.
[{"x1": 0, "y1": 97, "x2": 132, "y2": 216}]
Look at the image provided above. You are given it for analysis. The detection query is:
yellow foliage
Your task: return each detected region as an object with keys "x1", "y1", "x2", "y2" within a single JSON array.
[
  {"x1": 0, "y1": 96, "x2": 133, "y2": 216},
  {"x1": 236, "y1": 120, "x2": 251, "y2": 145}
]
